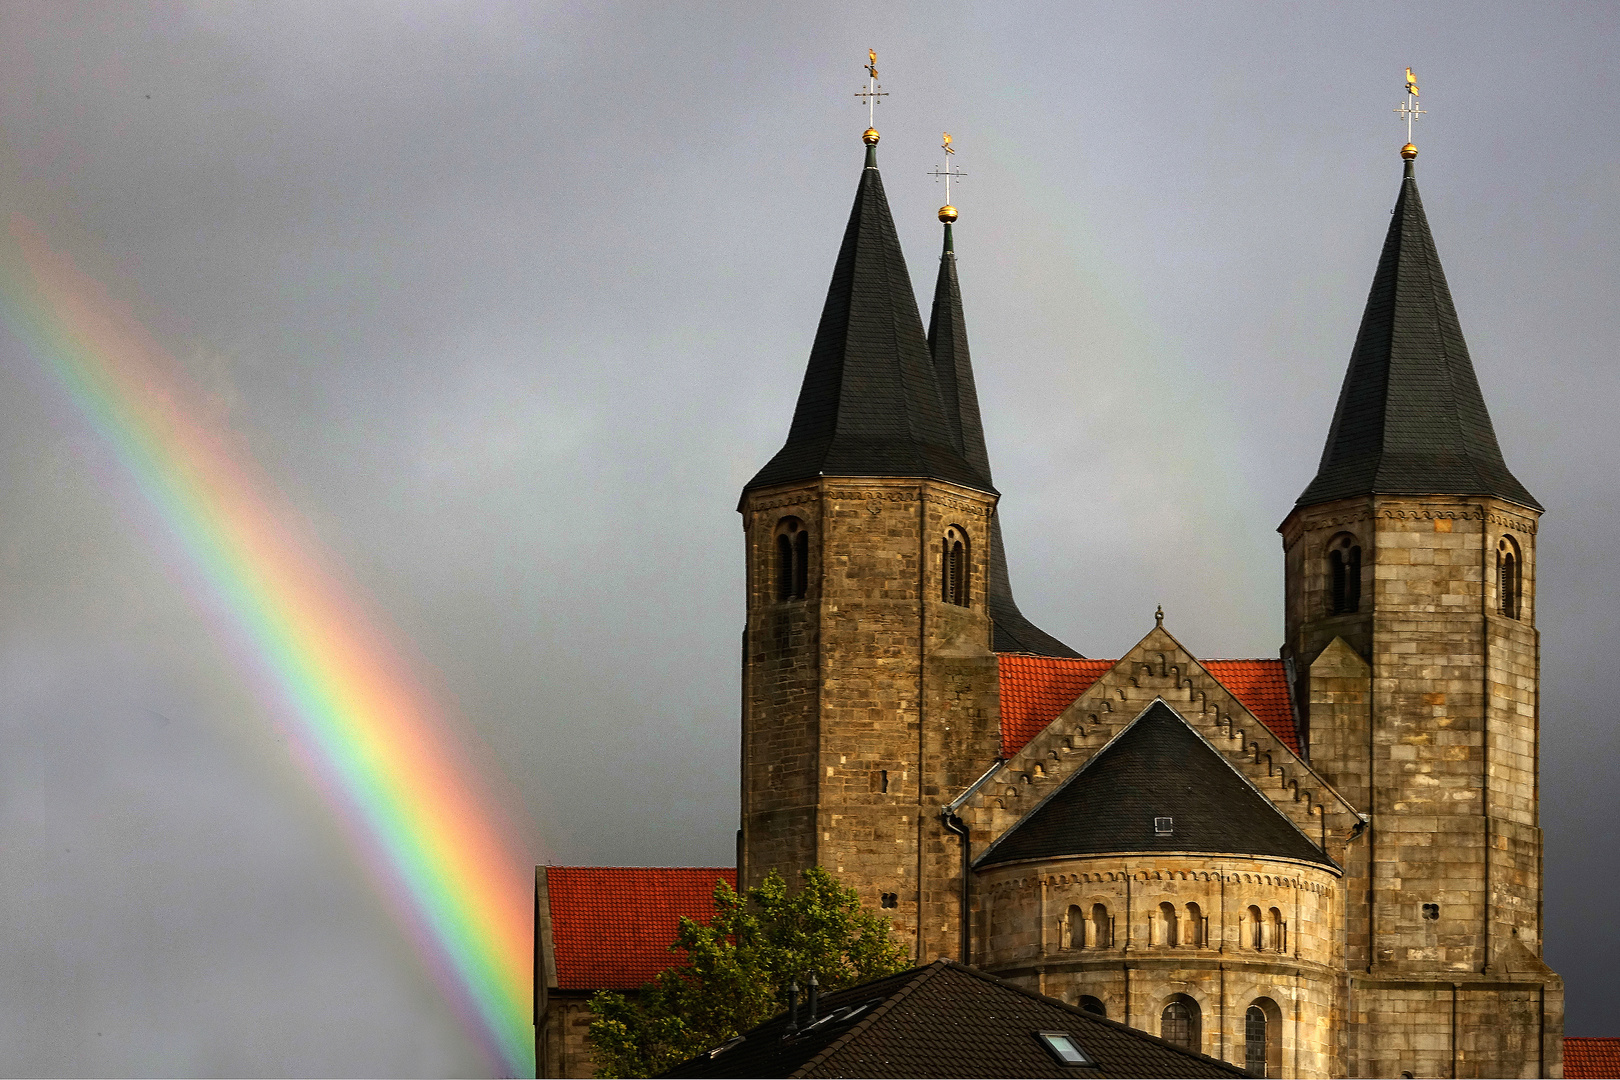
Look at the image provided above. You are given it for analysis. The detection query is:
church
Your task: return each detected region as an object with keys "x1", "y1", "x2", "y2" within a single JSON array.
[{"x1": 535, "y1": 107, "x2": 1565, "y2": 1078}]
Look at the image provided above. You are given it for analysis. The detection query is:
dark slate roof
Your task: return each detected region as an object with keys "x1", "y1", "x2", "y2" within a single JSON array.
[
  {"x1": 1297, "y1": 156, "x2": 1539, "y2": 510},
  {"x1": 977, "y1": 700, "x2": 1334, "y2": 869},
  {"x1": 744, "y1": 145, "x2": 991, "y2": 496},
  {"x1": 659, "y1": 960, "x2": 1250, "y2": 1079},
  {"x1": 926, "y1": 224, "x2": 1081, "y2": 658}
]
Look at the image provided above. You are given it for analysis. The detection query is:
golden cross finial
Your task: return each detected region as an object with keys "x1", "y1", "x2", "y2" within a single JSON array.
[
  {"x1": 928, "y1": 133, "x2": 966, "y2": 222},
  {"x1": 1395, "y1": 66, "x2": 1426, "y2": 147},
  {"x1": 856, "y1": 48, "x2": 888, "y2": 132}
]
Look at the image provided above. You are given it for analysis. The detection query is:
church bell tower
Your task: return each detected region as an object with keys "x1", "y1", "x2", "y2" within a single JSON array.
[
  {"x1": 736, "y1": 126, "x2": 1006, "y2": 958},
  {"x1": 1280, "y1": 139, "x2": 1561, "y2": 1077}
]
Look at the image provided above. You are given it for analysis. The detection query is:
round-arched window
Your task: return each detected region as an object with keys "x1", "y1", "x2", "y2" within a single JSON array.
[{"x1": 942, "y1": 526, "x2": 970, "y2": 607}]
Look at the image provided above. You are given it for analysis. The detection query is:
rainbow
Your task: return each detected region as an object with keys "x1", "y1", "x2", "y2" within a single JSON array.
[{"x1": 0, "y1": 216, "x2": 537, "y2": 1077}]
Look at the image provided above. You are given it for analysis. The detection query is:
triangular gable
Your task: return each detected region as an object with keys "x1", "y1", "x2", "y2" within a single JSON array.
[{"x1": 977, "y1": 699, "x2": 1333, "y2": 869}]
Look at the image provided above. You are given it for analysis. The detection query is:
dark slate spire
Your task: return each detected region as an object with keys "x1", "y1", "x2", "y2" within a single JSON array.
[
  {"x1": 1297, "y1": 147, "x2": 1539, "y2": 510},
  {"x1": 927, "y1": 217, "x2": 1081, "y2": 658},
  {"x1": 745, "y1": 135, "x2": 990, "y2": 495}
]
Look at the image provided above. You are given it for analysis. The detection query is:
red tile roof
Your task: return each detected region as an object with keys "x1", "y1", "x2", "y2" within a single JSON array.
[
  {"x1": 543, "y1": 866, "x2": 735, "y2": 991},
  {"x1": 996, "y1": 656, "x2": 1300, "y2": 758},
  {"x1": 1567, "y1": 1038, "x2": 1620, "y2": 1078},
  {"x1": 1200, "y1": 660, "x2": 1301, "y2": 754}
]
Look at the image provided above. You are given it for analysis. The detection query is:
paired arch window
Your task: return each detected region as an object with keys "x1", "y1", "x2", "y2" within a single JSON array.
[
  {"x1": 1246, "y1": 998, "x2": 1282, "y2": 1078},
  {"x1": 1160, "y1": 996, "x2": 1200, "y2": 1051},
  {"x1": 1328, "y1": 533, "x2": 1362, "y2": 614},
  {"x1": 1244, "y1": 905, "x2": 1287, "y2": 952},
  {"x1": 941, "y1": 526, "x2": 970, "y2": 606},
  {"x1": 774, "y1": 518, "x2": 809, "y2": 601},
  {"x1": 1497, "y1": 536, "x2": 1521, "y2": 619},
  {"x1": 1061, "y1": 903, "x2": 1113, "y2": 949}
]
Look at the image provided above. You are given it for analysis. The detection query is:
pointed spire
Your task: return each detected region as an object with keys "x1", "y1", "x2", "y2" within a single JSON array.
[
  {"x1": 745, "y1": 134, "x2": 989, "y2": 495},
  {"x1": 926, "y1": 207, "x2": 1081, "y2": 658},
  {"x1": 1298, "y1": 147, "x2": 1539, "y2": 510}
]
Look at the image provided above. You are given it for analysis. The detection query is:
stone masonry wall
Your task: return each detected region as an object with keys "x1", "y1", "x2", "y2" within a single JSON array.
[
  {"x1": 740, "y1": 477, "x2": 1000, "y2": 960},
  {"x1": 975, "y1": 855, "x2": 1342, "y2": 1079}
]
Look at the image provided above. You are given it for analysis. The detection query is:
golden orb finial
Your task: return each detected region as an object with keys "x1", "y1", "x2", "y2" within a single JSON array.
[
  {"x1": 938, "y1": 205, "x2": 957, "y2": 223},
  {"x1": 1401, "y1": 142, "x2": 1418, "y2": 160},
  {"x1": 863, "y1": 127, "x2": 880, "y2": 145}
]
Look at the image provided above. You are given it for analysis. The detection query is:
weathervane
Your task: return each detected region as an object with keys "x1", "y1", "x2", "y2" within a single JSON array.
[
  {"x1": 855, "y1": 49, "x2": 889, "y2": 133},
  {"x1": 1395, "y1": 67, "x2": 1426, "y2": 149},
  {"x1": 928, "y1": 133, "x2": 966, "y2": 222}
]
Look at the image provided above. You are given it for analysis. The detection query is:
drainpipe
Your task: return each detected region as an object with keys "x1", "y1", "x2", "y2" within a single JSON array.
[{"x1": 940, "y1": 758, "x2": 1005, "y2": 966}]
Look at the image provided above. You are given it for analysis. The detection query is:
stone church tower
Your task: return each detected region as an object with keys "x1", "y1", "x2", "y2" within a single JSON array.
[{"x1": 1280, "y1": 142, "x2": 1561, "y2": 1077}]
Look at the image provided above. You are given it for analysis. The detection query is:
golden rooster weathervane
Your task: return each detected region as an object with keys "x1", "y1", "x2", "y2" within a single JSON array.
[
  {"x1": 929, "y1": 132, "x2": 966, "y2": 223},
  {"x1": 1395, "y1": 67, "x2": 1426, "y2": 157},
  {"x1": 856, "y1": 48, "x2": 888, "y2": 140}
]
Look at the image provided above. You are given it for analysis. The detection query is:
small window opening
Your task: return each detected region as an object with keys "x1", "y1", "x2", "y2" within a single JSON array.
[
  {"x1": 1160, "y1": 997, "x2": 1199, "y2": 1050},
  {"x1": 879, "y1": 769, "x2": 889, "y2": 793},
  {"x1": 879, "y1": 892, "x2": 898, "y2": 909},
  {"x1": 1497, "y1": 536, "x2": 1521, "y2": 619},
  {"x1": 1079, "y1": 996, "x2": 1106, "y2": 1018},
  {"x1": 774, "y1": 518, "x2": 809, "y2": 601},
  {"x1": 1329, "y1": 533, "x2": 1362, "y2": 614},
  {"x1": 1247, "y1": 905, "x2": 1264, "y2": 950},
  {"x1": 941, "y1": 526, "x2": 970, "y2": 607},
  {"x1": 1154, "y1": 816, "x2": 1174, "y2": 836},
  {"x1": 1268, "y1": 907, "x2": 1286, "y2": 953},
  {"x1": 1422, "y1": 902, "x2": 1440, "y2": 921}
]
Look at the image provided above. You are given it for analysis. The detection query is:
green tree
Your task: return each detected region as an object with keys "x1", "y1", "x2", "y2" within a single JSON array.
[{"x1": 587, "y1": 867, "x2": 911, "y2": 1078}]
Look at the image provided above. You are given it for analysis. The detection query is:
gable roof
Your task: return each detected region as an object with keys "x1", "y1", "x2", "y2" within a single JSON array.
[
  {"x1": 541, "y1": 866, "x2": 734, "y2": 991},
  {"x1": 997, "y1": 656, "x2": 1299, "y2": 758},
  {"x1": 659, "y1": 959, "x2": 1250, "y2": 1078},
  {"x1": 1296, "y1": 153, "x2": 1538, "y2": 511},
  {"x1": 1565, "y1": 1038, "x2": 1620, "y2": 1079},
  {"x1": 744, "y1": 140, "x2": 989, "y2": 496},
  {"x1": 978, "y1": 700, "x2": 1333, "y2": 869}
]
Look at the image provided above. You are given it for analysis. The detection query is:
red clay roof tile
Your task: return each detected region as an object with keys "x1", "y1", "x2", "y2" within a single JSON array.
[
  {"x1": 997, "y1": 656, "x2": 1300, "y2": 758},
  {"x1": 544, "y1": 866, "x2": 734, "y2": 991},
  {"x1": 1566, "y1": 1038, "x2": 1620, "y2": 1078}
]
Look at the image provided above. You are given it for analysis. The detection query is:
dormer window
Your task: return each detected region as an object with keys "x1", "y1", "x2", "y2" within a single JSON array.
[
  {"x1": 775, "y1": 517, "x2": 809, "y2": 601},
  {"x1": 941, "y1": 526, "x2": 970, "y2": 607},
  {"x1": 1328, "y1": 533, "x2": 1362, "y2": 614}
]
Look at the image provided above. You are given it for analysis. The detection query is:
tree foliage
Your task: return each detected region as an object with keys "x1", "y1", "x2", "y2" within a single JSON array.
[{"x1": 587, "y1": 867, "x2": 910, "y2": 1078}]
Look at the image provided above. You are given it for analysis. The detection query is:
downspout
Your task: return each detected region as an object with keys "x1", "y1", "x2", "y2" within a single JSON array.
[{"x1": 941, "y1": 758, "x2": 1005, "y2": 966}]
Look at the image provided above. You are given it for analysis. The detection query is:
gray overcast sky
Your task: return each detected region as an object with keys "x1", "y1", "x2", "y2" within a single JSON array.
[{"x1": 1, "y1": 2, "x2": 1615, "y2": 1075}]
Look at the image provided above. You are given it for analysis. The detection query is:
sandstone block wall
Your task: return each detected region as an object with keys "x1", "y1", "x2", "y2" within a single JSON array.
[{"x1": 536, "y1": 994, "x2": 595, "y2": 1079}]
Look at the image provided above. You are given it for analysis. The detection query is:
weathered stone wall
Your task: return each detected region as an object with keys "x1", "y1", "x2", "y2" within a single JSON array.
[
  {"x1": 536, "y1": 993, "x2": 595, "y2": 1079},
  {"x1": 1346, "y1": 976, "x2": 1563, "y2": 1079},
  {"x1": 739, "y1": 477, "x2": 1000, "y2": 959},
  {"x1": 1281, "y1": 494, "x2": 1559, "y2": 1076},
  {"x1": 974, "y1": 855, "x2": 1342, "y2": 1079}
]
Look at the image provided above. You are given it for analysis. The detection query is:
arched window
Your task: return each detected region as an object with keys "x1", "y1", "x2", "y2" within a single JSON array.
[
  {"x1": 941, "y1": 526, "x2": 970, "y2": 607},
  {"x1": 1184, "y1": 902, "x2": 1204, "y2": 948},
  {"x1": 1160, "y1": 996, "x2": 1200, "y2": 1051},
  {"x1": 1079, "y1": 995, "x2": 1106, "y2": 1018},
  {"x1": 1156, "y1": 902, "x2": 1178, "y2": 947},
  {"x1": 1268, "y1": 907, "x2": 1286, "y2": 953},
  {"x1": 1247, "y1": 998, "x2": 1283, "y2": 1078},
  {"x1": 1328, "y1": 533, "x2": 1362, "y2": 614},
  {"x1": 1245, "y1": 1005, "x2": 1268, "y2": 1077},
  {"x1": 1246, "y1": 905, "x2": 1264, "y2": 950},
  {"x1": 1497, "y1": 536, "x2": 1521, "y2": 619},
  {"x1": 774, "y1": 518, "x2": 809, "y2": 601},
  {"x1": 1062, "y1": 905, "x2": 1083, "y2": 950},
  {"x1": 1090, "y1": 903, "x2": 1112, "y2": 949}
]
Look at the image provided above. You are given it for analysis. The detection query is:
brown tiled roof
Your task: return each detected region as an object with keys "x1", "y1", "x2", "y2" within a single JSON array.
[
  {"x1": 1566, "y1": 1038, "x2": 1620, "y2": 1078},
  {"x1": 543, "y1": 866, "x2": 734, "y2": 991},
  {"x1": 659, "y1": 959, "x2": 1250, "y2": 1078},
  {"x1": 997, "y1": 656, "x2": 1299, "y2": 757}
]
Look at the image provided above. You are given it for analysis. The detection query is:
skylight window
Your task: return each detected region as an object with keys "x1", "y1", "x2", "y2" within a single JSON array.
[
  {"x1": 1035, "y1": 1031, "x2": 1095, "y2": 1067},
  {"x1": 1155, "y1": 816, "x2": 1174, "y2": 836}
]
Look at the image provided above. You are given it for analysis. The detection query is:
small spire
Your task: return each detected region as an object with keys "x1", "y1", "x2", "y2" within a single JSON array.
[{"x1": 1155, "y1": 605, "x2": 1164, "y2": 627}]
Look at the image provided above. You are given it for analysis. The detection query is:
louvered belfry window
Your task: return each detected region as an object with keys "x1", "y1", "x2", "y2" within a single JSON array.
[
  {"x1": 942, "y1": 527, "x2": 969, "y2": 607},
  {"x1": 774, "y1": 517, "x2": 808, "y2": 601},
  {"x1": 1497, "y1": 536, "x2": 1521, "y2": 619}
]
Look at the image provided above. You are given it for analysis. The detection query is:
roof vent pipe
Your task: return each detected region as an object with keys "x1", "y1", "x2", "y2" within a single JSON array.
[{"x1": 807, "y1": 973, "x2": 819, "y2": 1024}]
